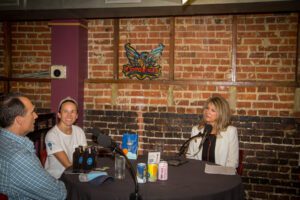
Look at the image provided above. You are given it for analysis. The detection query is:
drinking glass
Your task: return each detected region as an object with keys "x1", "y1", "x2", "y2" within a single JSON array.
[{"x1": 115, "y1": 155, "x2": 125, "y2": 179}]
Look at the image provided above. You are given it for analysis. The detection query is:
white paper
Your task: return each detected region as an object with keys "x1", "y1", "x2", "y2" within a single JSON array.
[{"x1": 204, "y1": 164, "x2": 236, "y2": 175}]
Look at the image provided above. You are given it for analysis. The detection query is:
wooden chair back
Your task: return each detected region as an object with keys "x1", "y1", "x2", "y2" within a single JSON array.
[
  {"x1": 0, "y1": 194, "x2": 8, "y2": 200},
  {"x1": 236, "y1": 149, "x2": 244, "y2": 175},
  {"x1": 27, "y1": 113, "x2": 56, "y2": 166}
]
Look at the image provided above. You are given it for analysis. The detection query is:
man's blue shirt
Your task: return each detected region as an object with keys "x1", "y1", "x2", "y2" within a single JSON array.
[{"x1": 0, "y1": 128, "x2": 67, "y2": 200}]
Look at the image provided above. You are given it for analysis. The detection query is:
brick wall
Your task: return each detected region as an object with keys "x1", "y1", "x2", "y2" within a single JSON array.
[
  {"x1": 119, "y1": 17, "x2": 170, "y2": 79},
  {"x1": 0, "y1": 21, "x2": 52, "y2": 109},
  {"x1": 84, "y1": 13, "x2": 300, "y2": 200},
  {"x1": 10, "y1": 81, "x2": 51, "y2": 110},
  {"x1": 175, "y1": 16, "x2": 232, "y2": 80},
  {"x1": 11, "y1": 21, "x2": 51, "y2": 75},
  {"x1": 0, "y1": 13, "x2": 299, "y2": 200},
  {"x1": 237, "y1": 86, "x2": 296, "y2": 117},
  {"x1": 85, "y1": 13, "x2": 298, "y2": 118},
  {"x1": 238, "y1": 116, "x2": 300, "y2": 199},
  {"x1": 88, "y1": 19, "x2": 114, "y2": 79},
  {"x1": 237, "y1": 14, "x2": 297, "y2": 81}
]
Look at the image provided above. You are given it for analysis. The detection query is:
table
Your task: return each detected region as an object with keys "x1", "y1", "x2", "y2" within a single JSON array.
[{"x1": 61, "y1": 156, "x2": 244, "y2": 200}]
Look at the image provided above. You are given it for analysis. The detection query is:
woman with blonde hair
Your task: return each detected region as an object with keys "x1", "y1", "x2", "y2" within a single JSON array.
[{"x1": 186, "y1": 96, "x2": 239, "y2": 168}]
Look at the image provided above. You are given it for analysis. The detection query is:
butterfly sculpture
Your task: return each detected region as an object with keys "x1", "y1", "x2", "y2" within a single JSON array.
[{"x1": 123, "y1": 43, "x2": 165, "y2": 80}]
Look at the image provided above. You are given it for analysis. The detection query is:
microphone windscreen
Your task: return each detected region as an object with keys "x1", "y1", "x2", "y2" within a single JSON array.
[
  {"x1": 97, "y1": 133, "x2": 112, "y2": 148},
  {"x1": 203, "y1": 124, "x2": 213, "y2": 134},
  {"x1": 91, "y1": 127, "x2": 102, "y2": 137}
]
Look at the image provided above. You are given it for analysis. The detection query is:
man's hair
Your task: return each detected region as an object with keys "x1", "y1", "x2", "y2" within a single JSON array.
[{"x1": 0, "y1": 93, "x2": 26, "y2": 128}]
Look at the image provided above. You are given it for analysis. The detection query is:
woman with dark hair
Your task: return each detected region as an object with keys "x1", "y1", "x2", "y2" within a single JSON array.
[{"x1": 186, "y1": 96, "x2": 239, "y2": 168}]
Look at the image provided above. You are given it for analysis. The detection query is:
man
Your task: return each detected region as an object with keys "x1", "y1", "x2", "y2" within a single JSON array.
[{"x1": 0, "y1": 93, "x2": 66, "y2": 200}]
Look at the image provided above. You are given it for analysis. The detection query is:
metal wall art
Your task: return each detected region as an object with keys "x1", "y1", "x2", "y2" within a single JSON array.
[{"x1": 122, "y1": 43, "x2": 165, "y2": 80}]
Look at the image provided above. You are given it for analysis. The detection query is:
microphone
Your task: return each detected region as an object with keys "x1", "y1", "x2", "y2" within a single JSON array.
[
  {"x1": 198, "y1": 124, "x2": 213, "y2": 151},
  {"x1": 93, "y1": 128, "x2": 142, "y2": 200},
  {"x1": 202, "y1": 124, "x2": 213, "y2": 138},
  {"x1": 91, "y1": 127, "x2": 119, "y2": 149},
  {"x1": 90, "y1": 127, "x2": 102, "y2": 137},
  {"x1": 96, "y1": 131, "x2": 118, "y2": 149}
]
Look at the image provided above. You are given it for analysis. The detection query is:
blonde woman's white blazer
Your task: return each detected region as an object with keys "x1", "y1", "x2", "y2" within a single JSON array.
[{"x1": 186, "y1": 125, "x2": 239, "y2": 168}]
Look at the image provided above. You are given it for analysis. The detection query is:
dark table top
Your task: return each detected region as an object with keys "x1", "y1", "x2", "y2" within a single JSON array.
[{"x1": 61, "y1": 156, "x2": 244, "y2": 200}]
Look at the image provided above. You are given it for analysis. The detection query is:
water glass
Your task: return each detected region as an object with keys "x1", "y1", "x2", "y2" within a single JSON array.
[{"x1": 115, "y1": 155, "x2": 125, "y2": 179}]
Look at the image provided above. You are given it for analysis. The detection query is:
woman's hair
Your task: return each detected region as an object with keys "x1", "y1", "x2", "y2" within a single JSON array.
[
  {"x1": 199, "y1": 96, "x2": 231, "y2": 133},
  {"x1": 0, "y1": 93, "x2": 26, "y2": 128}
]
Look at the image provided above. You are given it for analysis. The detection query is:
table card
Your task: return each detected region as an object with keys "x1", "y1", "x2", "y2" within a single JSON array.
[
  {"x1": 147, "y1": 152, "x2": 160, "y2": 164},
  {"x1": 121, "y1": 133, "x2": 138, "y2": 160}
]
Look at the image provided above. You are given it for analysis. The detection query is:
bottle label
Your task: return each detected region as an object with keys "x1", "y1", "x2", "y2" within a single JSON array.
[
  {"x1": 79, "y1": 156, "x2": 83, "y2": 164},
  {"x1": 87, "y1": 157, "x2": 93, "y2": 166}
]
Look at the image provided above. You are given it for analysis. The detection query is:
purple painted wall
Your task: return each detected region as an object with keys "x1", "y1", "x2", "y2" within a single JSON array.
[{"x1": 50, "y1": 20, "x2": 87, "y2": 126}]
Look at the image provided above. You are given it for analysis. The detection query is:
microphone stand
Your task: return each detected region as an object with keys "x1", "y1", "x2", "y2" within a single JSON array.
[
  {"x1": 179, "y1": 124, "x2": 213, "y2": 157},
  {"x1": 111, "y1": 144, "x2": 142, "y2": 200},
  {"x1": 178, "y1": 134, "x2": 202, "y2": 156},
  {"x1": 197, "y1": 130, "x2": 209, "y2": 153}
]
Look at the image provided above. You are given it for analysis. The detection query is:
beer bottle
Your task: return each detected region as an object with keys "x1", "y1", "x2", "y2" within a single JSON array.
[{"x1": 72, "y1": 147, "x2": 80, "y2": 173}]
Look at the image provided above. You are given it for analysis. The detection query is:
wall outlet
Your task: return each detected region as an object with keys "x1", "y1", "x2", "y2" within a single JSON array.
[{"x1": 51, "y1": 65, "x2": 67, "y2": 79}]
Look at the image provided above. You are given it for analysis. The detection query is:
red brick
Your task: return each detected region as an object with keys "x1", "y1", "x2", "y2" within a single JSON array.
[
  {"x1": 237, "y1": 102, "x2": 251, "y2": 108},
  {"x1": 253, "y1": 102, "x2": 273, "y2": 109},
  {"x1": 258, "y1": 95, "x2": 278, "y2": 101},
  {"x1": 149, "y1": 99, "x2": 167, "y2": 105},
  {"x1": 274, "y1": 103, "x2": 292, "y2": 109},
  {"x1": 238, "y1": 94, "x2": 257, "y2": 100}
]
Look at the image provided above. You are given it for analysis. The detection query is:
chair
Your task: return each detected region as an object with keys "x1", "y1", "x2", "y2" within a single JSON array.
[
  {"x1": 0, "y1": 193, "x2": 8, "y2": 200},
  {"x1": 40, "y1": 148, "x2": 48, "y2": 167},
  {"x1": 27, "y1": 113, "x2": 56, "y2": 166},
  {"x1": 236, "y1": 149, "x2": 244, "y2": 175}
]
